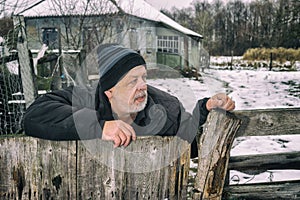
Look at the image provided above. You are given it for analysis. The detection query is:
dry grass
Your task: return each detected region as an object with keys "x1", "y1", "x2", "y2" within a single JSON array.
[{"x1": 243, "y1": 48, "x2": 300, "y2": 63}]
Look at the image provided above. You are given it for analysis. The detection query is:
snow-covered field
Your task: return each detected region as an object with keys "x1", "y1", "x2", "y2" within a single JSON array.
[{"x1": 147, "y1": 66, "x2": 300, "y2": 185}]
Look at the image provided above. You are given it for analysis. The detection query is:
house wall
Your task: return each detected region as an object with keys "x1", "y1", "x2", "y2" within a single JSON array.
[
  {"x1": 25, "y1": 16, "x2": 159, "y2": 62},
  {"x1": 117, "y1": 18, "x2": 157, "y2": 64},
  {"x1": 25, "y1": 16, "x2": 117, "y2": 50},
  {"x1": 24, "y1": 15, "x2": 202, "y2": 73}
]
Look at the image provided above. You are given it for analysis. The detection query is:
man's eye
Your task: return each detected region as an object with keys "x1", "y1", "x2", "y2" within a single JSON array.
[{"x1": 129, "y1": 79, "x2": 138, "y2": 85}]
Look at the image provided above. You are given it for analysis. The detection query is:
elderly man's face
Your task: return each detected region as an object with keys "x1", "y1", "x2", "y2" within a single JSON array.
[{"x1": 105, "y1": 65, "x2": 148, "y2": 117}]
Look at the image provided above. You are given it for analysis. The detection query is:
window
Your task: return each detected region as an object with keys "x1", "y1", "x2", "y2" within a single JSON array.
[
  {"x1": 129, "y1": 28, "x2": 138, "y2": 50},
  {"x1": 42, "y1": 28, "x2": 58, "y2": 49},
  {"x1": 157, "y1": 35, "x2": 179, "y2": 54}
]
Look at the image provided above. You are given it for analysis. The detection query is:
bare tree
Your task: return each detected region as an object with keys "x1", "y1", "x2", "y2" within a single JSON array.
[
  {"x1": 22, "y1": 0, "x2": 128, "y2": 51},
  {"x1": 193, "y1": 1, "x2": 214, "y2": 50},
  {"x1": 168, "y1": 0, "x2": 299, "y2": 55},
  {"x1": 0, "y1": 0, "x2": 41, "y2": 17}
]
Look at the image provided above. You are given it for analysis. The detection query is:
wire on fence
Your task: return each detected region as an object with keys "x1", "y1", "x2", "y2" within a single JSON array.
[{"x1": 0, "y1": 37, "x2": 24, "y2": 135}]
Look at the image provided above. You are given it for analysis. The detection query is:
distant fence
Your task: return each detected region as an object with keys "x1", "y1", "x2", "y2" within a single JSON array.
[
  {"x1": 223, "y1": 107, "x2": 300, "y2": 200},
  {"x1": 0, "y1": 50, "x2": 24, "y2": 135},
  {"x1": 0, "y1": 16, "x2": 34, "y2": 136}
]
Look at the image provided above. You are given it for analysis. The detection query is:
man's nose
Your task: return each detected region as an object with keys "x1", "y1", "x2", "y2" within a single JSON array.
[{"x1": 136, "y1": 79, "x2": 147, "y2": 90}]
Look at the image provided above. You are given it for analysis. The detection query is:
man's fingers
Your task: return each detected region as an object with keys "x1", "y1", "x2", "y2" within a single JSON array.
[
  {"x1": 119, "y1": 130, "x2": 132, "y2": 147},
  {"x1": 120, "y1": 124, "x2": 136, "y2": 146},
  {"x1": 132, "y1": 134, "x2": 137, "y2": 141},
  {"x1": 119, "y1": 122, "x2": 136, "y2": 141},
  {"x1": 208, "y1": 93, "x2": 236, "y2": 111},
  {"x1": 123, "y1": 134, "x2": 131, "y2": 147},
  {"x1": 228, "y1": 103, "x2": 235, "y2": 111},
  {"x1": 118, "y1": 132, "x2": 127, "y2": 146},
  {"x1": 102, "y1": 120, "x2": 136, "y2": 147},
  {"x1": 223, "y1": 98, "x2": 235, "y2": 111},
  {"x1": 113, "y1": 135, "x2": 122, "y2": 148},
  {"x1": 223, "y1": 102, "x2": 234, "y2": 111},
  {"x1": 217, "y1": 99, "x2": 224, "y2": 106}
]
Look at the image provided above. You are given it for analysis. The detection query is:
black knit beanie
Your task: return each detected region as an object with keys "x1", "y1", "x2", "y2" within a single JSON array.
[{"x1": 97, "y1": 44, "x2": 146, "y2": 92}]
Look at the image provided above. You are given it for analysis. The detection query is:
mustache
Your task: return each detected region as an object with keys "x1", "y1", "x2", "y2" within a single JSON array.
[{"x1": 134, "y1": 91, "x2": 147, "y2": 99}]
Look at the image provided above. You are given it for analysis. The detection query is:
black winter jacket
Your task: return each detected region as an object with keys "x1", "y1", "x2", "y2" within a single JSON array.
[{"x1": 24, "y1": 84, "x2": 210, "y2": 157}]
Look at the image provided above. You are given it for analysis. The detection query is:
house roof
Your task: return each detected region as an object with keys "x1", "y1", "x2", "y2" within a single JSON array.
[{"x1": 15, "y1": 0, "x2": 202, "y2": 38}]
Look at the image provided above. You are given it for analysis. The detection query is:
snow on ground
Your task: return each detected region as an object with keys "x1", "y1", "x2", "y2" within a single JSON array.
[
  {"x1": 205, "y1": 68, "x2": 300, "y2": 110},
  {"x1": 148, "y1": 77, "x2": 210, "y2": 113},
  {"x1": 148, "y1": 67, "x2": 300, "y2": 185},
  {"x1": 148, "y1": 68, "x2": 300, "y2": 113}
]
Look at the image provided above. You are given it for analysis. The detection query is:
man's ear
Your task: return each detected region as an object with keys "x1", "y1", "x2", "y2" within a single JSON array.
[{"x1": 104, "y1": 90, "x2": 113, "y2": 99}]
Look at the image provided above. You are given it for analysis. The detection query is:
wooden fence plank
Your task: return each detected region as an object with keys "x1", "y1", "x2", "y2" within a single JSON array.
[
  {"x1": 0, "y1": 137, "x2": 77, "y2": 199},
  {"x1": 224, "y1": 108, "x2": 300, "y2": 199},
  {"x1": 35, "y1": 139, "x2": 77, "y2": 199},
  {"x1": 0, "y1": 136, "x2": 190, "y2": 199},
  {"x1": 235, "y1": 108, "x2": 300, "y2": 137},
  {"x1": 229, "y1": 151, "x2": 300, "y2": 172},
  {"x1": 223, "y1": 180, "x2": 300, "y2": 200},
  {"x1": 76, "y1": 136, "x2": 191, "y2": 200},
  {"x1": 193, "y1": 109, "x2": 241, "y2": 200}
]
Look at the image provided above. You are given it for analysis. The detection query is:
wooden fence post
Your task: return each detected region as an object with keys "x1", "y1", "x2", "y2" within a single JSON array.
[
  {"x1": 269, "y1": 52, "x2": 273, "y2": 71},
  {"x1": 0, "y1": 136, "x2": 190, "y2": 199},
  {"x1": 193, "y1": 109, "x2": 241, "y2": 200},
  {"x1": 13, "y1": 16, "x2": 37, "y2": 108},
  {"x1": 76, "y1": 136, "x2": 191, "y2": 200},
  {"x1": 0, "y1": 137, "x2": 77, "y2": 199}
]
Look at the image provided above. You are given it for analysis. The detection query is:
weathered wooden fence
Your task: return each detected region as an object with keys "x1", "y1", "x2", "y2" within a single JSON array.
[
  {"x1": 0, "y1": 109, "x2": 241, "y2": 200},
  {"x1": 193, "y1": 110, "x2": 241, "y2": 199},
  {"x1": 1, "y1": 108, "x2": 299, "y2": 199},
  {"x1": 223, "y1": 107, "x2": 300, "y2": 200},
  {"x1": 0, "y1": 136, "x2": 191, "y2": 200}
]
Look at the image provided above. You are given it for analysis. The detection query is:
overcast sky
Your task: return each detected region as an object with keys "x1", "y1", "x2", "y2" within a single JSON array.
[{"x1": 145, "y1": 0, "x2": 194, "y2": 10}]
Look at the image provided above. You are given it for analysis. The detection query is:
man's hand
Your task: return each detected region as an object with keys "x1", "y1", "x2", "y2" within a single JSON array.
[
  {"x1": 102, "y1": 120, "x2": 136, "y2": 148},
  {"x1": 206, "y1": 93, "x2": 235, "y2": 111}
]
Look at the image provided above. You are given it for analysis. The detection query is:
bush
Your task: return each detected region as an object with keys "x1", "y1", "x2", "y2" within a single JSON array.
[{"x1": 243, "y1": 48, "x2": 300, "y2": 63}]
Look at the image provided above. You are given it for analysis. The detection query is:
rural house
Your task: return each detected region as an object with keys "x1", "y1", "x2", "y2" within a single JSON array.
[{"x1": 15, "y1": 0, "x2": 207, "y2": 74}]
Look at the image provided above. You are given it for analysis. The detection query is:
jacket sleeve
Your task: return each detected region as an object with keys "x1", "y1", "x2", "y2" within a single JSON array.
[
  {"x1": 191, "y1": 98, "x2": 210, "y2": 158},
  {"x1": 197, "y1": 98, "x2": 210, "y2": 126},
  {"x1": 175, "y1": 98, "x2": 210, "y2": 158},
  {"x1": 24, "y1": 86, "x2": 103, "y2": 140}
]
